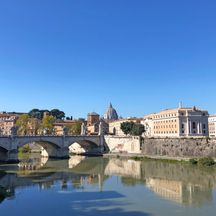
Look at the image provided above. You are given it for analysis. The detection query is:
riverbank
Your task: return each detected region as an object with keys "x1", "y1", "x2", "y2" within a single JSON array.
[
  {"x1": 104, "y1": 153, "x2": 192, "y2": 161},
  {"x1": 103, "y1": 153, "x2": 216, "y2": 166}
]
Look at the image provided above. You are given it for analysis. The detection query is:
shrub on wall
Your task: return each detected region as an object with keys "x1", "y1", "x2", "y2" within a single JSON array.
[{"x1": 198, "y1": 157, "x2": 215, "y2": 167}]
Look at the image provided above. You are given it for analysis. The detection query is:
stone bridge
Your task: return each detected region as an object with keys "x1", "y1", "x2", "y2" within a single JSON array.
[{"x1": 0, "y1": 135, "x2": 104, "y2": 162}]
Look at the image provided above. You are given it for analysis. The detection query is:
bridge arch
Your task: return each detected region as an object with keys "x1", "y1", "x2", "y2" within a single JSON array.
[
  {"x1": 17, "y1": 140, "x2": 62, "y2": 159},
  {"x1": 0, "y1": 135, "x2": 103, "y2": 162},
  {"x1": 68, "y1": 140, "x2": 101, "y2": 155},
  {"x1": 0, "y1": 146, "x2": 8, "y2": 162}
]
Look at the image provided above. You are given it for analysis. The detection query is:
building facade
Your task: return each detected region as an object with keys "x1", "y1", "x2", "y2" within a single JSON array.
[
  {"x1": 87, "y1": 112, "x2": 100, "y2": 135},
  {"x1": 86, "y1": 112, "x2": 109, "y2": 135},
  {"x1": 0, "y1": 112, "x2": 20, "y2": 135},
  {"x1": 208, "y1": 115, "x2": 216, "y2": 137},
  {"x1": 142, "y1": 106, "x2": 209, "y2": 137},
  {"x1": 54, "y1": 120, "x2": 84, "y2": 135}
]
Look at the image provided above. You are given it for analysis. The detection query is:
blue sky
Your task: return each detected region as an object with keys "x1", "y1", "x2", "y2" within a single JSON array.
[{"x1": 0, "y1": 0, "x2": 216, "y2": 118}]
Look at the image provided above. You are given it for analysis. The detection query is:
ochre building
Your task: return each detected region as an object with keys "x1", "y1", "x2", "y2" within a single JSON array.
[
  {"x1": 208, "y1": 115, "x2": 216, "y2": 137},
  {"x1": 142, "y1": 106, "x2": 209, "y2": 137},
  {"x1": 0, "y1": 112, "x2": 21, "y2": 135}
]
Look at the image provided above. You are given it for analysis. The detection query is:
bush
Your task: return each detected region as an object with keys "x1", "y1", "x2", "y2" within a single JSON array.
[
  {"x1": 131, "y1": 156, "x2": 142, "y2": 161},
  {"x1": 189, "y1": 158, "x2": 198, "y2": 165},
  {"x1": 198, "y1": 157, "x2": 215, "y2": 167},
  {"x1": 19, "y1": 144, "x2": 30, "y2": 153}
]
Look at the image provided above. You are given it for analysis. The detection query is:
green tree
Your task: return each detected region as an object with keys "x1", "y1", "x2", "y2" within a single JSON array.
[
  {"x1": 29, "y1": 108, "x2": 65, "y2": 120},
  {"x1": 120, "y1": 122, "x2": 135, "y2": 135},
  {"x1": 16, "y1": 114, "x2": 30, "y2": 135},
  {"x1": 28, "y1": 109, "x2": 42, "y2": 119},
  {"x1": 28, "y1": 118, "x2": 41, "y2": 135},
  {"x1": 40, "y1": 115, "x2": 56, "y2": 134},
  {"x1": 120, "y1": 121, "x2": 145, "y2": 136},
  {"x1": 19, "y1": 144, "x2": 30, "y2": 153},
  {"x1": 66, "y1": 122, "x2": 82, "y2": 135},
  {"x1": 131, "y1": 124, "x2": 145, "y2": 136},
  {"x1": 50, "y1": 109, "x2": 65, "y2": 120},
  {"x1": 28, "y1": 109, "x2": 50, "y2": 120}
]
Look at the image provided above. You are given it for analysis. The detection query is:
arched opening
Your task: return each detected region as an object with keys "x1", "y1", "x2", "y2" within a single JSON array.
[
  {"x1": 69, "y1": 140, "x2": 101, "y2": 156},
  {"x1": 0, "y1": 147, "x2": 8, "y2": 162},
  {"x1": 17, "y1": 141, "x2": 61, "y2": 170}
]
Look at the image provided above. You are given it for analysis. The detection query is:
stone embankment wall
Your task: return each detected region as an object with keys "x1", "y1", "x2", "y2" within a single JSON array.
[
  {"x1": 142, "y1": 137, "x2": 216, "y2": 158},
  {"x1": 104, "y1": 135, "x2": 141, "y2": 154}
]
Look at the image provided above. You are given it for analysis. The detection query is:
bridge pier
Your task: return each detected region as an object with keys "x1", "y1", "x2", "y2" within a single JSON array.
[
  {"x1": 41, "y1": 146, "x2": 69, "y2": 159},
  {"x1": 6, "y1": 149, "x2": 19, "y2": 163}
]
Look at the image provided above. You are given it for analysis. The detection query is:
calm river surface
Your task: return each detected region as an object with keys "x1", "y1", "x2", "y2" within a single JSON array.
[{"x1": 1, "y1": 155, "x2": 216, "y2": 216}]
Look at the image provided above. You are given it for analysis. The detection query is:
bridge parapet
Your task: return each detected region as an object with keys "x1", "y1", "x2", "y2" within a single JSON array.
[{"x1": 0, "y1": 135, "x2": 105, "y2": 163}]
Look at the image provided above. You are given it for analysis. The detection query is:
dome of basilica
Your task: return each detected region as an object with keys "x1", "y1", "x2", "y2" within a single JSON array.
[{"x1": 104, "y1": 103, "x2": 118, "y2": 121}]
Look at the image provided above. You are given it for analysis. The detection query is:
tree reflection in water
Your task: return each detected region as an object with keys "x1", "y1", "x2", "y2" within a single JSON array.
[{"x1": 1, "y1": 156, "x2": 216, "y2": 209}]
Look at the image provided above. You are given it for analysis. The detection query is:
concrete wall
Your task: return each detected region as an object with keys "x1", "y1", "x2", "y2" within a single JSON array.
[
  {"x1": 104, "y1": 135, "x2": 141, "y2": 154},
  {"x1": 142, "y1": 137, "x2": 216, "y2": 158}
]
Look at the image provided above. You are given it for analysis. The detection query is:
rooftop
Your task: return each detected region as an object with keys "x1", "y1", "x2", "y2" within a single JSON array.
[{"x1": 88, "y1": 112, "x2": 99, "y2": 116}]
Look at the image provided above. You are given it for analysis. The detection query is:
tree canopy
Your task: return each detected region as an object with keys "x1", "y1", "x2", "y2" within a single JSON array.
[
  {"x1": 16, "y1": 114, "x2": 41, "y2": 135},
  {"x1": 28, "y1": 108, "x2": 65, "y2": 120},
  {"x1": 120, "y1": 121, "x2": 145, "y2": 136},
  {"x1": 16, "y1": 114, "x2": 30, "y2": 135},
  {"x1": 39, "y1": 115, "x2": 56, "y2": 134},
  {"x1": 50, "y1": 109, "x2": 65, "y2": 120},
  {"x1": 66, "y1": 122, "x2": 82, "y2": 135},
  {"x1": 28, "y1": 109, "x2": 48, "y2": 120}
]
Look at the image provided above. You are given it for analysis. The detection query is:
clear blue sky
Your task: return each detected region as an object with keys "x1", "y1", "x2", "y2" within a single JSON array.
[{"x1": 0, "y1": 0, "x2": 216, "y2": 118}]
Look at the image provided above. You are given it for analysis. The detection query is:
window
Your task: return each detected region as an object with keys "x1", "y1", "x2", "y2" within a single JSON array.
[
  {"x1": 182, "y1": 124, "x2": 184, "y2": 129},
  {"x1": 203, "y1": 124, "x2": 206, "y2": 129},
  {"x1": 192, "y1": 122, "x2": 196, "y2": 129}
]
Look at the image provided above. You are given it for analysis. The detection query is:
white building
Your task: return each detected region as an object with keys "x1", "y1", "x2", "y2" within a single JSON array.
[{"x1": 142, "y1": 106, "x2": 209, "y2": 137}]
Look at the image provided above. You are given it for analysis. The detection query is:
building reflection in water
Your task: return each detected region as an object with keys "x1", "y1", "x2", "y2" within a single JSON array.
[
  {"x1": 105, "y1": 158, "x2": 216, "y2": 206},
  {"x1": 146, "y1": 177, "x2": 212, "y2": 206},
  {"x1": 146, "y1": 178, "x2": 183, "y2": 204},
  {"x1": 1, "y1": 156, "x2": 216, "y2": 207}
]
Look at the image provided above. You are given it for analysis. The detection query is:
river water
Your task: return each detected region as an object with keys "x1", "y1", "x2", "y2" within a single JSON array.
[{"x1": 1, "y1": 155, "x2": 216, "y2": 216}]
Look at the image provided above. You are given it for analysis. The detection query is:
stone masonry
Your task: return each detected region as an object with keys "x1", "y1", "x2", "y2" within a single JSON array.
[{"x1": 142, "y1": 137, "x2": 216, "y2": 158}]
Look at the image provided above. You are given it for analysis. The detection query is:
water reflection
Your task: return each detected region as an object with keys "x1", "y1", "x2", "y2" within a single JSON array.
[
  {"x1": 0, "y1": 171, "x2": 13, "y2": 204},
  {"x1": 18, "y1": 157, "x2": 48, "y2": 174},
  {"x1": 68, "y1": 156, "x2": 86, "y2": 169},
  {"x1": 108, "y1": 159, "x2": 216, "y2": 207},
  {"x1": 0, "y1": 156, "x2": 216, "y2": 209}
]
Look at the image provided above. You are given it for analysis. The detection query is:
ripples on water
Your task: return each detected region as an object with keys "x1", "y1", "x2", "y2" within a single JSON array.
[{"x1": 1, "y1": 155, "x2": 216, "y2": 216}]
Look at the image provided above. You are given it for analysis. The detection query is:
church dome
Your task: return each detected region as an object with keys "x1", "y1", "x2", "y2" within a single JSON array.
[{"x1": 104, "y1": 103, "x2": 118, "y2": 120}]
